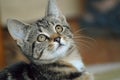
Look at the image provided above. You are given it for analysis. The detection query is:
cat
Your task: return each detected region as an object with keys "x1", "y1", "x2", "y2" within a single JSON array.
[{"x1": 0, "y1": 0, "x2": 94, "y2": 80}]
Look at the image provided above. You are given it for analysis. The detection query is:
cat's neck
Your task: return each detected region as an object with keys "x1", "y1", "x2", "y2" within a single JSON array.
[{"x1": 61, "y1": 47, "x2": 85, "y2": 72}]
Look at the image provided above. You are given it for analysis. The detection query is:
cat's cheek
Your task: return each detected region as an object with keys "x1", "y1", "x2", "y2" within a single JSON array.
[
  {"x1": 48, "y1": 42, "x2": 58, "y2": 51},
  {"x1": 48, "y1": 44, "x2": 54, "y2": 51}
]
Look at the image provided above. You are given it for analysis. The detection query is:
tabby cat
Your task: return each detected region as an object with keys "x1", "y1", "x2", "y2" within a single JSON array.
[{"x1": 0, "y1": 0, "x2": 93, "y2": 80}]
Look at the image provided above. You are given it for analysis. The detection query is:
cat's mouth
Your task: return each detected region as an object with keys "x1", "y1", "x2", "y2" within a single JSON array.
[{"x1": 56, "y1": 43, "x2": 65, "y2": 50}]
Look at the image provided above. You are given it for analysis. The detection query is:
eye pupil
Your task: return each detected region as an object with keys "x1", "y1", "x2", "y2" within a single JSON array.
[{"x1": 55, "y1": 25, "x2": 63, "y2": 33}]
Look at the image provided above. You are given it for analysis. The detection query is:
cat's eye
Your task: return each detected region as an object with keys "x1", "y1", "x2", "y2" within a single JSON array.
[
  {"x1": 55, "y1": 25, "x2": 63, "y2": 33},
  {"x1": 37, "y1": 34, "x2": 46, "y2": 42}
]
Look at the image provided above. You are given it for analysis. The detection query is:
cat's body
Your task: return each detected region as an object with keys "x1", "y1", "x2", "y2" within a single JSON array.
[
  {"x1": 0, "y1": 61, "x2": 83, "y2": 80},
  {"x1": 0, "y1": 0, "x2": 93, "y2": 80},
  {"x1": 0, "y1": 61, "x2": 91, "y2": 80}
]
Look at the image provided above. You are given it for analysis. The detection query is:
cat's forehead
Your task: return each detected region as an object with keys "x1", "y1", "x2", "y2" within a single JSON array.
[
  {"x1": 36, "y1": 17, "x2": 61, "y2": 27},
  {"x1": 33, "y1": 17, "x2": 62, "y2": 32}
]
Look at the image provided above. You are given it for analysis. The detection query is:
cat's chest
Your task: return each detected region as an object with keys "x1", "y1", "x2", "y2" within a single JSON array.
[
  {"x1": 68, "y1": 60, "x2": 85, "y2": 72},
  {"x1": 61, "y1": 51, "x2": 85, "y2": 72}
]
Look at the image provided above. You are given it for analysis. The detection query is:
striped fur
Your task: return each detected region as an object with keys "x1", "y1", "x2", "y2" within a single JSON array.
[{"x1": 0, "y1": 0, "x2": 94, "y2": 80}]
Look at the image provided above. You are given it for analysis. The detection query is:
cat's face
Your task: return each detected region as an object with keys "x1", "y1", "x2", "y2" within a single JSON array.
[
  {"x1": 30, "y1": 17, "x2": 74, "y2": 63},
  {"x1": 7, "y1": 0, "x2": 74, "y2": 64},
  {"x1": 7, "y1": 17, "x2": 74, "y2": 64}
]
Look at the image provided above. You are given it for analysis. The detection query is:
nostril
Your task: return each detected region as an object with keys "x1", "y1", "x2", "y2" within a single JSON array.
[{"x1": 54, "y1": 37, "x2": 61, "y2": 42}]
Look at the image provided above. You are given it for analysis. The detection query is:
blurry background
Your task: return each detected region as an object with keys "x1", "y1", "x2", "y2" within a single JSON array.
[{"x1": 0, "y1": 0, "x2": 120, "y2": 80}]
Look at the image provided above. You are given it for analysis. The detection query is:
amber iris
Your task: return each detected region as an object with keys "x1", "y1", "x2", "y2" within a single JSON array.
[{"x1": 37, "y1": 34, "x2": 47, "y2": 42}]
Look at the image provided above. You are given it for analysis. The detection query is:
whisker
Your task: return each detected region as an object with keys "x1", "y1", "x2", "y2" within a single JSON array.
[
  {"x1": 73, "y1": 36, "x2": 96, "y2": 43},
  {"x1": 74, "y1": 42, "x2": 91, "y2": 50},
  {"x1": 75, "y1": 39, "x2": 94, "y2": 47},
  {"x1": 75, "y1": 40, "x2": 92, "y2": 47},
  {"x1": 73, "y1": 28, "x2": 86, "y2": 34}
]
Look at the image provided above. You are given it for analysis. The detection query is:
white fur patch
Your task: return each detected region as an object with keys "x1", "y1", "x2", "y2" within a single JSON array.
[{"x1": 69, "y1": 60, "x2": 85, "y2": 72}]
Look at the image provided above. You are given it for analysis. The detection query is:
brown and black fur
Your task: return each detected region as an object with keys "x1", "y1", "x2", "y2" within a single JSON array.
[
  {"x1": 0, "y1": 61, "x2": 83, "y2": 80},
  {"x1": 0, "y1": 0, "x2": 93, "y2": 80}
]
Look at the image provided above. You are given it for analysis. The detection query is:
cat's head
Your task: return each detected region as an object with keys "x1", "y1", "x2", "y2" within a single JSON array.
[{"x1": 7, "y1": 0, "x2": 74, "y2": 64}]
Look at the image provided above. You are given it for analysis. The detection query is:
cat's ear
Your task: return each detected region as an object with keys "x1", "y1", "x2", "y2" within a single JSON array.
[
  {"x1": 7, "y1": 19, "x2": 30, "y2": 46},
  {"x1": 46, "y1": 0, "x2": 67, "y2": 23}
]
